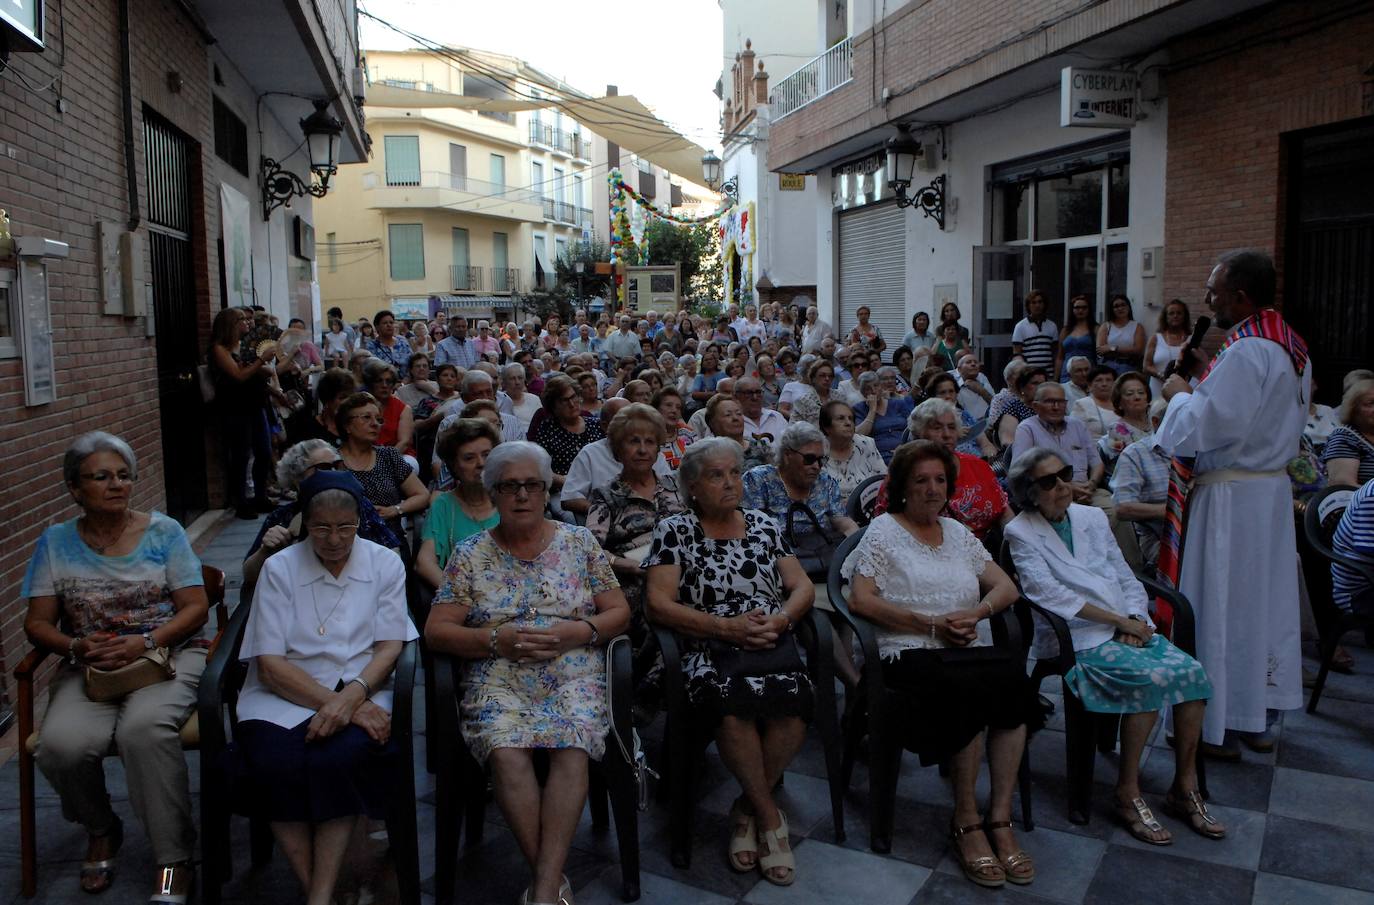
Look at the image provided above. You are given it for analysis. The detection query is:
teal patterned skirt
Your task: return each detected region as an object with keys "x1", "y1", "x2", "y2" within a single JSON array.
[{"x1": 1065, "y1": 635, "x2": 1212, "y2": 714}]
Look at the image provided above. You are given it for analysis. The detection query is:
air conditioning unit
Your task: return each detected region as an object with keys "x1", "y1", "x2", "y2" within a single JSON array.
[{"x1": 915, "y1": 142, "x2": 938, "y2": 172}]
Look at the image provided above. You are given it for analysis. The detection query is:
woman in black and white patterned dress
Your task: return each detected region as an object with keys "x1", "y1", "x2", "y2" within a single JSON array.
[{"x1": 645, "y1": 438, "x2": 813, "y2": 887}]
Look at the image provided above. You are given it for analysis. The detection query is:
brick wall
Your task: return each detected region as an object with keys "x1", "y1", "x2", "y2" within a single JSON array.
[
  {"x1": 1162, "y1": 4, "x2": 1374, "y2": 315},
  {"x1": 0, "y1": 0, "x2": 218, "y2": 705}
]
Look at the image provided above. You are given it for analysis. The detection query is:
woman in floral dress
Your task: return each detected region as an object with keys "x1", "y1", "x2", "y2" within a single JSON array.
[{"x1": 426, "y1": 441, "x2": 630, "y2": 905}]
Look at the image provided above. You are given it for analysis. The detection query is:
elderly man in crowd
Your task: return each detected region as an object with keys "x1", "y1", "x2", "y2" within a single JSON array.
[
  {"x1": 801, "y1": 304, "x2": 833, "y2": 353},
  {"x1": 434, "y1": 316, "x2": 480, "y2": 369},
  {"x1": 604, "y1": 314, "x2": 642, "y2": 362},
  {"x1": 952, "y1": 350, "x2": 994, "y2": 419},
  {"x1": 734, "y1": 376, "x2": 788, "y2": 449},
  {"x1": 1062, "y1": 355, "x2": 1093, "y2": 405},
  {"x1": 1111, "y1": 398, "x2": 1172, "y2": 567},
  {"x1": 1010, "y1": 382, "x2": 1113, "y2": 517}
]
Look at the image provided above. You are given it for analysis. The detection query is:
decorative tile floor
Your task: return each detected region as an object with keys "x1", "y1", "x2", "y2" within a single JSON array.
[{"x1": 5, "y1": 514, "x2": 1372, "y2": 905}]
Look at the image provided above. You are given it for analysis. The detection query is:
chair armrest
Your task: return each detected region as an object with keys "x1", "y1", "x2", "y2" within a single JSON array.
[
  {"x1": 197, "y1": 595, "x2": 255, "y2": 757},
  {"x1": 14, "y1": 648, "x2": 49, "y2": 680},
  {"x1": 607, "y1": 635, "x2": 633, "y2": 752},
  {"x1": 392, "y1": 639, "x2": 418, "y2": 747},
  {"x1": 989, "y1": 605, "x2": 1023, "y2": 657},
  {"x1": 649, "y1": 625, "x2": 688, "y2": 718},
  {"x1": 1133, "y1": 568, "x2": 1198, "y2": 656},
  {"x1": 1021, "y1": 598, "x2": 1077, "y2": 675}
]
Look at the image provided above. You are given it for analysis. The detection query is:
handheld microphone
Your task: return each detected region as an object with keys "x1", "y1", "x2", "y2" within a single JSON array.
[{"x1": 1164, "y1": 315, "x2": 1211, "y2": 380}]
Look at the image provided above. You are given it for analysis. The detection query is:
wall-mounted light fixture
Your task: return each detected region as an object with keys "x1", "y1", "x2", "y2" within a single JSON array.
[
  {"x1": 261, "y1": 99, "x2": 343, "y2": 220},
  {"x1": 700, "y1": 150, "x2": 738, "y2": 201},
  {"x1": 886, "y1": 126, "x2": 944, "y2": 229}
]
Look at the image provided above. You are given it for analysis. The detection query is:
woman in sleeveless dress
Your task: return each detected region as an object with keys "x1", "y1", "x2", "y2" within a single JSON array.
[
  {"x1": 1143, "y1": 299, "x2": 1191, "y2": 398},
  {"x1": 1055, "y1": 295, "x2": 1096, "y2": 381}
]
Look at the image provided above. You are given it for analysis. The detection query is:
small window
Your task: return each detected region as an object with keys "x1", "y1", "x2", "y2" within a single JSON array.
[
  {"x1": 1035, "y1": 170, "x2": 1103, "y2": 240},
  {"x1": 490, "y1": 154, "x2": 506, "y2": 192},
  {"x1": 388, "y1": 224, "x2": 425, "y2": 280},
  {"x1": 212, "y1": 97, "x2": 249, "y2": 176},
  {"x1": 384, "y1": 136, "x2": 421, "y2": 186}
]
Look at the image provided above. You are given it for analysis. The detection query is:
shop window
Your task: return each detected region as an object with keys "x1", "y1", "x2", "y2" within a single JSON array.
[{"x1": 1036, "y1": 170, "x2": 1103, "y2": 240}]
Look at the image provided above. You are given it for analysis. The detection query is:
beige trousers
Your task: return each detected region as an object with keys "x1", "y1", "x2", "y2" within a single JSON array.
[{"x1": 36, "y1": 648, "x2": 206, "y2": 864}]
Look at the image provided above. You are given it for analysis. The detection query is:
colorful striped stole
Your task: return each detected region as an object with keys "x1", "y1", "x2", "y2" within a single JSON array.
[{"x1": 1153, "y1": 309, "x2": 1308, "y2": 631}]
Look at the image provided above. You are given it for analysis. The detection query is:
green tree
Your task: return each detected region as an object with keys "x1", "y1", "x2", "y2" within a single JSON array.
[{"x1": 555, "y1": 238, "x2": 613, "y2": 304}]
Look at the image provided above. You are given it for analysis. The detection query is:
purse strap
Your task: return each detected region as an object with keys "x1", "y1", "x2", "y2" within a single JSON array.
[{"x1": 785, "y1": 500, "x2": 836, "y2": 546}]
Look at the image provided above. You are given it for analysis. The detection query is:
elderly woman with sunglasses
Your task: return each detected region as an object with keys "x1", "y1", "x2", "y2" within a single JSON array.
[
  {"x1": 743, "y1": 422, "x2": 859, "y2": 545},
  {"x1": 243, "y1": 439, "x2": 400, "y2": 588},
  {"x1": 236, "y1": 472, "x2": 417, "y2": 905},
  {"x1": 425, "y1": 442, "x2": 630, "y2": 905},
  {"x1": 23, "y1": 433, "x2": 209, "y2": 900},
  {"x1": 1004, "y1": 448, "x2": 1222, "y2": 847}
]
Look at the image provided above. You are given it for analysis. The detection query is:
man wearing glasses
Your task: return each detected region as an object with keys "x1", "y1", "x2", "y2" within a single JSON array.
[
  {"x1": 734, "y1": 377, "x2": 787, "y2": 449},
  {"x1": 1010, "y1": 382, "x2": 1111, "y2": 516}
]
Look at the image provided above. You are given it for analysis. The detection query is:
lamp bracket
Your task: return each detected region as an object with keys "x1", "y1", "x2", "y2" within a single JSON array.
[
  {"x1": 893, "y1": 173, "x2": 945, "y2": 230},
  {"x1": 260, "y1": 157, "x2": 330, "y2": 221}
]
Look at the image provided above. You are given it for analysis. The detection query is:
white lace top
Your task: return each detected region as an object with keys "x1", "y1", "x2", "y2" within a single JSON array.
[{"x1": 842, "y1": 513, "x2": 993, "y2": 658}]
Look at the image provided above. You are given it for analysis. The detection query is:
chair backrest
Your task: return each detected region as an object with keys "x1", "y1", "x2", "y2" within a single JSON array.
[
  {"x1": 846, "y1": 474, "x2": 886, "y2": 527},
  {"x1": 1306, "y1": 484, "x2": 1357, "y2": 555},
  {"x1": 824, "y1": 526, "x2": 867, "y2": 627}
]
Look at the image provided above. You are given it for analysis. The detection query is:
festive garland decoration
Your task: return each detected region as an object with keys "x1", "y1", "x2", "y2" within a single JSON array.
[{"x1": 607, "y1": 168, "x2": 736, "y2": 304}]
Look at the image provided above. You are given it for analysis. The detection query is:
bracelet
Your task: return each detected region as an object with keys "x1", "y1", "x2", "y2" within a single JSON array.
[
  {"x1": 67, "y1": 637, "x2": 80, "y2": 666},
  {"x1": 980, "y1": 600, "x2": 994, "y2": 618},
  {"x1": 929, "y1": 615, "x2": 937, "y2": 639},
  {"x1": 349, "y1": 676, "x2": 372, "y2": 698},
  {"x1": 779, "y1": 609, "x2": 793, "y2": 629},
  {"x1": 489, "y1": 627, "x2": 501, "y2": 658}
]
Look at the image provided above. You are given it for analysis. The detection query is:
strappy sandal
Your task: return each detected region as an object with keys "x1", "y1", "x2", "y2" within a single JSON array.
[
  {"x1": 727, "y1": 798, "x2": 758, "y2": 872},
  {"x1": 984, "y1": 819, "x2": 1035, "y2": 885},
  {"x1": 756, "y1": 810, "x2": 796, "y2": 887},
  {"x1": 79, "y1": 816, "x2": 123, "y2": 894},
  {"x1": 148, "y1": 861, "x2": 194, "y2": 904},
  {"x1": 1116, "y1": 797, "x2": 1172, "y2": 846},
  {"x1": 950, "y1": 817, "x2": 1005, "y2": 889},
  {"x1": 1163, "y1": 789, "x2": 1227, "y2": 840}
]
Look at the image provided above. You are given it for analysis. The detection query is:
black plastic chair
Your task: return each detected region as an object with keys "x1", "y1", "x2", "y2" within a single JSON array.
[
  {"x1": 198, "y1": 586, "x2": 422, "y2": 905},
  {"x1": 998, "y1": 539, "x2": 1206, "y2": 825},
  {"x1": 428, "y1": 637, "x2": 642, "y2": 905},
  {"x1": 845, "y1": 474, "x2": 886, "y2": 527},
  {"x1": 651, "y1": 608, "x2": 845, "y2": 868},
  {"x1": 826, "y1": 528, "x2": 1032, "y2": 852},
  {"x1": 1302, "y1": 484, "x2": 1374, "y2": 714}
]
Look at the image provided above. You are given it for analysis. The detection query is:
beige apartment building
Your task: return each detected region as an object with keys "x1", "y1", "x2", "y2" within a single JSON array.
[{"x1": 317, "y1": 48, "x2": 696, "y2": 325}]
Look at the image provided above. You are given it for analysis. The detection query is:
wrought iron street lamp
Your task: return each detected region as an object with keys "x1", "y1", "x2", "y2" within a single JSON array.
[
  {"x1": 700, "y1": 150, "x2": 738, "y2": 201},
  {"x1": 886, "y1": 127, "x2": 945, "y2": 230},
  {"x1": 261, "y1": 100, "x2": 344, "y2": 220}
]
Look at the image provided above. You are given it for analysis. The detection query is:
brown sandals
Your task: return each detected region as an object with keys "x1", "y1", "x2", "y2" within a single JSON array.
[
  {"x1": 1163, "y1": 789, "x2": 1227, "y2": 840},
  {"x1": 1118, "y1": 797, "x2": 1173, "y2": 845},
  {"x1": 950, "y1": 818, "x2": 1005, "y2": 888},
  {"x1": 984, "y1": 819, "x2": 1036, "y2": 885}
]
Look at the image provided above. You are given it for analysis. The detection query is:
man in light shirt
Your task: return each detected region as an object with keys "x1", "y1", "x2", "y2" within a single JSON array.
[
  {"x1": 801, "y1": 305, "x2": 834, "y2": 353},
  {"x1": 561, "y1": 398, "x2": 672, "y2": 513},
  {"x1": 951, "y1": 350, "x2": 994, "y2": 419},
  {"x1": 603, "y1": 314, "x2": 641, "y2": 362},
  {"x1": 434, "y1": 317, "x2": 479, "y2": 369},
  {"x1": 733, "y1": 376, "x2": 787, "y2": 448}
]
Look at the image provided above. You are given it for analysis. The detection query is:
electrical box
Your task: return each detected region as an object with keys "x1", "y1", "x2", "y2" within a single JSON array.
[
  {"x1": 99, "y1": 220, "x2": 123, "y2": 313},
  {"x1": 120, "y1": 230, "x2": 146, "y2": 316}
]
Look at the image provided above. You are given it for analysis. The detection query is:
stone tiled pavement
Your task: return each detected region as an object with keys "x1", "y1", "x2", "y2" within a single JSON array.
[{"x1": 4, "y1": 512, "x2": 1373, "y2": 904}]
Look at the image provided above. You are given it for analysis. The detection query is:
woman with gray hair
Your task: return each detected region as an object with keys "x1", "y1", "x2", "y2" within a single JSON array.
[
  {"x1": 23, "y1": 432, "x2": 209, "y2": 898},
  {"x1": 236, "y1": 471, "x2": 418, "y2": 905},
  {"x1": 426, "y1": 441, "x2": 630, "y2": 905},
  {"x1": 645, "y1": 438, "x2": 815, "y2": 885},
  {"x1": 1004, "y1": 448, "x2": 1221, "y2": 846},
  {"x1": 742, "y1": 422, "x2": 859, "y2": 559},
  {"x1": 244, "y1": 439, "x2": 399, "y2": 587},
  {"x1": 854, "y1": 367, "x2": 917, "y2": 463},
  {"x1": 1321, "y1": 377, "x2": 1374, "y2": 486}
]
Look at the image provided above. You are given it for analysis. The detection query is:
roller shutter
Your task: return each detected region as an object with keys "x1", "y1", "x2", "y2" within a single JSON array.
[{"x1": 838, "y1": 202, "x2": 906, "y2": 360}]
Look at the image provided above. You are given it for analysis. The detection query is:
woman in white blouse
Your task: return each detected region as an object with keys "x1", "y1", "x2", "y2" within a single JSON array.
[
  {"x1": 844, "y1": 441, "x2": 1041, "y2": 890},
  {"x1": 236, "y1": 471, "x2": 418, "y2": 905}
]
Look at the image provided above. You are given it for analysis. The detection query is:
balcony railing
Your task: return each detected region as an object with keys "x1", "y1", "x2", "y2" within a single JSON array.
[
  {"x1": 577, "y1": 206, "x2": 593, "y2": 225},
  {"x1": 371, "y1": 171, "x2": 544, "y2": 206},
  {"x1": 555, "y1": 201, "x2": 576, "y2": 223},
  {"x1": 450, "y1": 265, "x2": 483, "y2": 291},
  {"x1": 773, "y1": 37, "x2": 853, "y2": 119},
  {"x1": 542, "y1": 197, "x2": 556, "y2": 219},
  {"x1": 492, "y1": 268, "x2": 520, "y2": 292},
  {"x1": 529, "y1": 121, "x2": 554, "y2": 147},
  {"x1": 529, "y1": 121, "x2": 591, "y2": 159},
  {"x1": 639, "y1": 170, "x2": 656, "y2": 200}
]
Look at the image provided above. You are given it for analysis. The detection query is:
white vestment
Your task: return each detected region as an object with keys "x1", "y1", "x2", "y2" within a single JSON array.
[{"x1": 1155, "y1": 335, "x2": 1309, "y2": 744}]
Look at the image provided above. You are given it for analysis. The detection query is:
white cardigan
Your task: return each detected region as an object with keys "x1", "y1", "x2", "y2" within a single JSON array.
[{"x1": 1005, "y1": 504, "x2": 1150, "y2": 657}]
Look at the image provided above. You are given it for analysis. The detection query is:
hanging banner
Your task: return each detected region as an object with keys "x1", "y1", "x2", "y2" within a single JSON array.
[{"x1": 220, "y1": 183, "x2": 253, "y2": 309}]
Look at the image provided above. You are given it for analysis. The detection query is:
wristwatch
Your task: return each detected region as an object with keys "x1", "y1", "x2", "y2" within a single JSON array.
[
  {"x1": 579, "y1": 617, "x2": 600, "y2": 645},
  {"x1": 142, "y1": 632, "x2": 156, "y2": 650}
]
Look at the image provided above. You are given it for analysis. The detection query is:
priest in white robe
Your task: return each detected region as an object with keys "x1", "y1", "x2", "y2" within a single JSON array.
[{"x1": 1157, "y1": 249, "x2": 1309, "y2": 753}]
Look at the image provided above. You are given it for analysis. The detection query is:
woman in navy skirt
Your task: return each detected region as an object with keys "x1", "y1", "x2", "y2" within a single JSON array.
[{"x1": 235, "y1": 471, "x2": 417, "y2": 905}]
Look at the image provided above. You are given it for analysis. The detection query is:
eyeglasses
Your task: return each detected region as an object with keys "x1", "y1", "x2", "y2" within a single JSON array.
[
  {"x1": 493, "y1": 479, "x2": 548, "y2": 497},
  {"x1": 307, "y1": 523, "x2": 359, "y2": 539},
  {"x1": 788, "y1": 451, "x2": 828, "y2": 467},
  {"x1": 1038, "y1": 397, "x2": 1068, "y2": 407},
  {"x1": 79, "y1": 471, "x2": 134, "y2": 484},
  {"x1": 556, "y1": 394, "x2": 579, "y2": 404},
  {"x1": 1032, "y1": 465, "x2": 1075, "y2": 491}
]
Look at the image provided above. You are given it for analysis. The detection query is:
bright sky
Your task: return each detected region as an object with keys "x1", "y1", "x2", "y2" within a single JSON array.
[{"x1": 358, "y1": 0, "x2": 726, "y2": 152}]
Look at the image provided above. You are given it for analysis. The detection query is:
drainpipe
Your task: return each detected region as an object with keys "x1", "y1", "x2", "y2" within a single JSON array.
[{"x1": 119, "y1": 0, "x2": 140, "y2": 231}]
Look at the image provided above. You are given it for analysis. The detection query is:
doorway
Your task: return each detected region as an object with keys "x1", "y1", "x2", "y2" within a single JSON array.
[
  {"x1": 145, "y1": 110, "x2": 207, "y2": 523},
  {"x1": 1285, "y1": 116, "x2": 1374, "y2": 404},
  {"x1": 973, "y1": 245, "x2": 1029, "y2": 388}
]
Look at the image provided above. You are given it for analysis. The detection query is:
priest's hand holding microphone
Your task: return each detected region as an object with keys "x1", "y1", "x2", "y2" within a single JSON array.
[{"x1": 1162, "y1": 316, "x2": 1212, "y2": 400}]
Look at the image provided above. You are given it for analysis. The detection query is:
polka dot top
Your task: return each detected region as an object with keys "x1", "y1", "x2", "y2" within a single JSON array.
[{"x1": 533, "y1": 414, "x2": 606, "y2": 475}]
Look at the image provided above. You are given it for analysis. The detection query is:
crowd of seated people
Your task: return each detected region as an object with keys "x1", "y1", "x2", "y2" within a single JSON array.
[{"x1": 26, "y1": 294, "x2": 1374, "y2": 904}]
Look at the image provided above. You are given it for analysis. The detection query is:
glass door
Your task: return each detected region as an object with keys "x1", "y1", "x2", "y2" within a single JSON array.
[
  {"x1": 973, "y1": 245, "x2": 1030, "y2": 389},
  {"x1": 1066, "y1": 239, "x2": 1101, "y2": 321}
]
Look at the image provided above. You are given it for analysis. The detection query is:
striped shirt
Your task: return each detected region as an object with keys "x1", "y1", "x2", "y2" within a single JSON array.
[
  {"x1": 1321, "y1": 425, "x2": 1374, "y2": 485},
  {"x1": 1012, "y1": 318, "x2": 1058, "y2": 370},
  {"x1": 1332, "y1": 479, "x2": 1374, "y2": 613}
]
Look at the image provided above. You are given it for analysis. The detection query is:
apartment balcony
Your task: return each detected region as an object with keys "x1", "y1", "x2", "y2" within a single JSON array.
[
  {"x1": 491, "y1": 268, "x2": 521, "y2": 293},
  {"x1": 542, "y1": 197, "x2": 556, "y2": 220},
  {"x1": 450, "y1": 265, "x2": 484, "y2": 292},
  {"x1": 772, "y1": 37, "x2": 852, "y2": 120},
  {"x1": 529, "y1": 121, "x2": 555, "y2": 148},
  {"x1": 577, "y1": 206, "x2": 593, "y2": 225},
  {"x1": 362, "y1": 171, "x2": 544, "y2": 222}
]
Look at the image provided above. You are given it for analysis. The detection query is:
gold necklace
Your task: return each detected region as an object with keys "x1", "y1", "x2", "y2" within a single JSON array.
[
  {"x1": 81, "y1": 512, "x2": 131, "y2": 554},
  {"x1": 310, "y1": 583, "x2": 347, "y2": 636}
]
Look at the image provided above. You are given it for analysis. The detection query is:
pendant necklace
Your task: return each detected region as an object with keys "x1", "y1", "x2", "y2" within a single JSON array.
[
  {"x1": 81, "y1": 511, "x2": 131, "y2": 554},
  {"x1": 310, "y1": 583, "x2": 347, "y2": 636}
]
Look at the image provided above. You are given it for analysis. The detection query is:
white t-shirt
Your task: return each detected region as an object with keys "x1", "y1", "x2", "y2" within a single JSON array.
[
  {"x1": 561, "y1": 437, "x2": 673, "y2": 503},
  {"x1": 1012, "y1": 318, "x2": 1058, "y2": 370}
]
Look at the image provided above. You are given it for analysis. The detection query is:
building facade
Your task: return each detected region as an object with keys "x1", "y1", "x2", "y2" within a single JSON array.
[
  {"x1": 0, "y1": 0, "x2": 365, "y2": 712},
  {"x1": 765, "y1": 0, "x2": 1373, "y2": 391}
]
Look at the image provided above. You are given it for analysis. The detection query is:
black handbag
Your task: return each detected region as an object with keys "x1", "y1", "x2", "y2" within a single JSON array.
[
  {"x1": 784, "y1": 501, "x2": 841, "y2": 581},
  {"x1": 707, "y1": 633, "x2": 805, "y2": 679}
]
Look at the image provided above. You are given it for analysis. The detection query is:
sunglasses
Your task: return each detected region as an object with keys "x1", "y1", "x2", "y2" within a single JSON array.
[
  {"x1": 1033, "y1": 465, "x2": 1075, "y2": 491},
  {"x1": 788, "y1": 450, "x2": 828, "y2": 467},
  {"x1": 309, "y1": 459, "x2": 344, "y2": 472}
]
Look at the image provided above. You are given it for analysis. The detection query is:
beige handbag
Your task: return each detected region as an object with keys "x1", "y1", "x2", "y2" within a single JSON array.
[{"x1": 85, "y1": 647, "x2": 176, "y2": 703}]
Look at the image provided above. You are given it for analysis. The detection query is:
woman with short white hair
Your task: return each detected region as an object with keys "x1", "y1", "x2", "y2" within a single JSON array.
[{"x1": 426, "y1": 441, "x2": 630, "y2": 905}]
